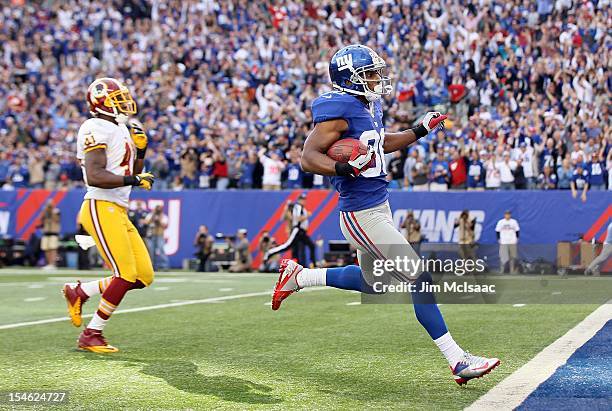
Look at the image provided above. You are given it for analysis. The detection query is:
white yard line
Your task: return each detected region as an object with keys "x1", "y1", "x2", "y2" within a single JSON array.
[
  {"x1": 0, "y1": 287, "x2": 329, "y2": 331},
  {"x1": 465, "y1": 302, "x2": 612, "y2": 411},
  {"x1": 0, "y1": 269, "x2": 276, "y2": 278}
]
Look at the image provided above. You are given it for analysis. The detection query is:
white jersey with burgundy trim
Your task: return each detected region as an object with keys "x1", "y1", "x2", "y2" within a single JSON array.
[{"x1": 76, "y1": 118, "x2": 135, "y2": 208}]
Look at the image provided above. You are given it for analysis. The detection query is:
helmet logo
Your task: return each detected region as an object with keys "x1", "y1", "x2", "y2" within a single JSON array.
[
  {"x1": 91, "y1": 82, "x2": 107, "y2": 99},
  {"x1": 336, "y1": 54, "x2": 353, "y2": 71}
]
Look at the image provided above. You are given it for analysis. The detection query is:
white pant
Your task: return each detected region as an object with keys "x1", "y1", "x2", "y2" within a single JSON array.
[
  {"x1": 587, "y1": 244, "x2": 611, "y2": 274},
  {"x1": 339, "y1": 201, "x2": 421, "y2": 285}
]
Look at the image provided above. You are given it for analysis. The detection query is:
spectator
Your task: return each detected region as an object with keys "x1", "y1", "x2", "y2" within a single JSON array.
[
  {"x1": 259, "y1": 148, "x2": 285, "y2": 190},
  {"x1": 403, "y1": 150, "x2": 419, "y2": 189},
  {"x1": 28, "y1": 154, "x2": 45, "y2": 189},
  {"x1": 144, "y1": 205, "x2": 169, "y2": 270},
  {"x1": 556, "y1": 159, "x2": 573, "y2": 189},
  {"x1": 180, "y1": 148, "x2": 198, "y2": 189},
  {"x1": 44, "y1": 157, "x2": 62, "y2": 190},
  {"x1": 7, "y1": 157, "x2": 28, "y2": 188},
  {"x1": 411, "y1": 157, "x2": 429, "y2": 191},
  {"x1": 495, "y1": 211, "x2": 520, "y2": 274},
  {"x1": 148, "y1": 152, "x2": 170, "y2": 191},
  {"x1": 0, "y1": 1, "x2": 608, "y2": 191},
  {"x1": 239, "y1": 151, "x2": 257, "y2": 189},
  {"x1": 571, "y1": 163, "x2": 590, "y2": 202},
  {"x1": 387, "y1": 151, "x2": 405, "y2": 189},
  {"x1": 538, "y1": 165, "x2": 558, "y2": 190},
  {"x1": 467, "y1": 150, "x2": 485, "y2": 191},
  {"x1": 484, "y1": 154, "x2": 501, "y2": 190},
  {"x1": 449, "y1": 148, "x2": 467, "y2": 189},
  {"x1": 212, "y1": 153, "x2": 229, "y2": 190},
  {"x1": 285, "y1": 152, "x2": 303, "y2": 189},
  {"x1": 429, "y1": 151, "x2": 449, "y2": 191},
  {"x1": 587, "y1": 152, "x2": 607, "y2": 191},
  {"x1": 498, "y1": 153, "x2": 517, "y2": 190},
  {"x1": 513, "y1": 159, "x2": 527, "y2": 190},
  {"x1": 516, "y1": 143, "x2": 536, "y2": 188}
]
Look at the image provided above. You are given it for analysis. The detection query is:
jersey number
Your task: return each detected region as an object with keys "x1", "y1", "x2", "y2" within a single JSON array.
[
  {"x1": 358, "y1": 129, "x2": 385, "y2": 178},
  {"x1": 119, "y1": 142, "x2": 132, "y2": 176}
]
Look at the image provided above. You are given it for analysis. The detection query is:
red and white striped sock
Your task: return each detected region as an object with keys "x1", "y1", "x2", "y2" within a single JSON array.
[{"x1": 80, "y1": 276, "x2": 113, "y2": 297}]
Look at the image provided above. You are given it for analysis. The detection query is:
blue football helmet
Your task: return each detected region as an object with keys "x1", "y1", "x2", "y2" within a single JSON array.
[{"x1": 329, "y1": 44, "x2": 392, "y2": 101}]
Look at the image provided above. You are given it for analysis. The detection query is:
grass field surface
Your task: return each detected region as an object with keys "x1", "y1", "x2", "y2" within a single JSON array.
[{"x1": 0, "y1": 269, "x2": 599, "y2": 410}]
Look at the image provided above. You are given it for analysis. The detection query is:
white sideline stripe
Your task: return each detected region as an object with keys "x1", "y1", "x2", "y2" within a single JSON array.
[
  {"x1": 0, "y1": 287, "x2": 329, "y2": 331},
  {"x1": 465, "y1": 302, "x2": 612, "y2": 411},
  {"x1": 0, "y1": 269, "x2": 276, "y2": 278}
]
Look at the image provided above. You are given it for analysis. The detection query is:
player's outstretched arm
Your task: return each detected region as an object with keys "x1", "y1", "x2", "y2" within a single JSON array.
[
  {"x1": 384, "y1": 112, "x2": 447, "y2": 153},
  {"x1": 301, "y1": 119, "x2": 348, "y2": 176}
]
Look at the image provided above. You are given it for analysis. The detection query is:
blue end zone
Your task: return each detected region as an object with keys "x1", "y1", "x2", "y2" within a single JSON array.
[{"x1": 517, "y1": 320, "x2": 612, "y2": 411}]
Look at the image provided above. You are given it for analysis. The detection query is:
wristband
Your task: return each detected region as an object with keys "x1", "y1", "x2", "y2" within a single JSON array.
[
  {"x1": 123, "y1": 175, "x2": 138, "y2": 186},
  {"x1": 136, "y1": 147, "x2": 147, "y2": 159},
  {"x1": 411, "y1": 124, "x2": 429, "y2": 138},
  {"x1": 335, "y1": 162, "x2": 355, "y2": 177}
]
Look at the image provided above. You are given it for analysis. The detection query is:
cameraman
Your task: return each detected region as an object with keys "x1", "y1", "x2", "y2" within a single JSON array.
[
  {"x1": 402, "y1": 210, "x2": 422, "y2": 256},
  {"x1": 144, "y1": 205, "x2": 169, "y2": 270},
  {"x1": 128, "y1": 201, "x2": 148, "y2": 238},
  {"x1": 194, "y1": 225, "x2": 213, "y2": 272},
  {"x1": 41, "y1": 200, "x2": 60, "y2": 269},
  {"x1": 454, "y1": 209, "x2": 477, "y2": 265},
  {"x1": 259, "y1": 230, "x2": 278, "y2": 272},
  {"x1": 229, "y1": 229, "x2": 252, "y2": 272}
]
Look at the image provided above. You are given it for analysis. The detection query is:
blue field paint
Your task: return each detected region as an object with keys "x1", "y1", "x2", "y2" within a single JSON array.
[{"x1": 517, "y1": 320, "x2": 612, "y2": 410}]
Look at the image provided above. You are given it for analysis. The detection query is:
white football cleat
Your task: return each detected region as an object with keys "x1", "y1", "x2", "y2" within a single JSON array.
[{"x1": 451, "y1": 351, "x2": 500, "y2": 386}]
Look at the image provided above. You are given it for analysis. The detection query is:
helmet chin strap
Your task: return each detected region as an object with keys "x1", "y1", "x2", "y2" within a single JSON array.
[{"x1": 94, "y1": 105, "x2": 129, "y2": 124}]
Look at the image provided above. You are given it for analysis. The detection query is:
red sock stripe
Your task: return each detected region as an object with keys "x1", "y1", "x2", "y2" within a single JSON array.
[{"x1": 96, "y1": 309, "x2": 110, "y2": 320}]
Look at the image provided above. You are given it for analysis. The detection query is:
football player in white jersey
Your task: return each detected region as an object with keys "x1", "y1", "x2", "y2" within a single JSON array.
[{"x1": 62, "y1": 77, "x2": 155, "y2": 352}]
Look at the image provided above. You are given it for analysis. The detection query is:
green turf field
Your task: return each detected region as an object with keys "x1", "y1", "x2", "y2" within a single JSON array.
[{"x1": 0, "y1": 269, "x2": 599, "y2": 410}]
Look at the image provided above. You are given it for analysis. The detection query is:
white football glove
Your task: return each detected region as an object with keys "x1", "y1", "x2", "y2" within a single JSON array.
[
  {"x1": 421, "y1": 112, "x2": 448, "y2": 132},
  {"x1": 347, "y1": 145, "x2": 376, "y2": 176}
]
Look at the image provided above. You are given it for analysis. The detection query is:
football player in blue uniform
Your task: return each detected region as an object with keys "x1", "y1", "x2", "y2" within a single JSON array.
[{"x1": 271, "y1": 45, "x2": 499, "y2": 385}]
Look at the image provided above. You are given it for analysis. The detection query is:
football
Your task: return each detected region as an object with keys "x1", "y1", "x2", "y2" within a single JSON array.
[{"x1": 327, "y1": 139, "x2": 367, "y2": 163}]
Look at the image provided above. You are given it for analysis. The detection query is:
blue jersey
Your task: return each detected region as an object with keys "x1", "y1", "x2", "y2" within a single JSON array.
[
  {"x1": 311, "y1": 91, "x2": 388, "y2": 211},
  {"x1": 571, "y1": 168, "x2": 590, "y2": 189},
  {"x1": 285, "y1": 163, "x2": 303, "y2": 188},
  {"x1": 467, "y1": 160, "x2": 485, "y2": 188},
  {"x1": 587, "y1": 161, "x2": 606, "y2": 186}
]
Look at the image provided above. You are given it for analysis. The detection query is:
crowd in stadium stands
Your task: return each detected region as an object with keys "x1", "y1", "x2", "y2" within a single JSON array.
[{"x1": 0, "y1": 1, "x2": 610, "y2": 197}]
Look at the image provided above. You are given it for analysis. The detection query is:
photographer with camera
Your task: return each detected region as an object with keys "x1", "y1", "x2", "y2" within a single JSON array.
[
  {"x1": 194, "y1": 225, "x2": 214, "y2": 272},
  {"x1": 402, "y1": 210, "x2": 422, "y2": 256},
  {"x1": 144, "y1": 205, "x2": 168, "y2": 270},
  {"x1": 454, "y1": 210, "x2": 477, "y2": 269},
  {"x1": 41, "y1": 200, "x2": 61, "y2": 269},
  {"x1": 229, "y1": 229, "x2": 252, "y2": 272}
]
